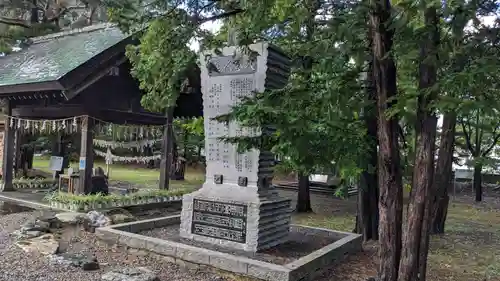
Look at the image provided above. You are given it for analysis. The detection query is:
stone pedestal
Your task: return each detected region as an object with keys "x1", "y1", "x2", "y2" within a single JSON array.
[{"x1": 179, "y1": 42, "x2": 292, "y2": 252}]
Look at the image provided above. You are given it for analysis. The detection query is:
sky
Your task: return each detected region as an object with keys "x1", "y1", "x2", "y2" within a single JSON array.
[{"x1": 188, "y1": 20, "x2": 222, "y2": 52}]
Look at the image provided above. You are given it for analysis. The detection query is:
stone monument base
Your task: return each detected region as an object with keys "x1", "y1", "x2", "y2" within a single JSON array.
[{"x1": 179, "y1": 184, "x2": 292, "y2": 252}]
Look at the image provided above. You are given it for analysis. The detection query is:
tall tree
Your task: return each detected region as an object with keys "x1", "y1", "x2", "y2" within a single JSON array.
[
  {"x1": 431, "y1": 112, "x2": 455, "y2": 234},
  {"x1": 398, "y1": 1, "x2": 440, "y2": 280},
  {"x1": 457, "y1": 109, "x2": 500, "y2": 201},
  {"x1": 369, "y1": 0, "x2": 403, "y2": 280}
]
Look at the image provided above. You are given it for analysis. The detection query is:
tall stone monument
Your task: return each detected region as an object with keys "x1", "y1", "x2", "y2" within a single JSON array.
[{"x1": 180, "y1": 42, "x2": 292, "y2": 252}]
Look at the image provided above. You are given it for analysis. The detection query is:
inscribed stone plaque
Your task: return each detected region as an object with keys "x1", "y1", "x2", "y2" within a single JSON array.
[
  {"x1": 191, "y1": 199, "x2": 247, "y2": 243},
  {"x1": 206, "y1": 55, "x2": 257, "y2": 77}
]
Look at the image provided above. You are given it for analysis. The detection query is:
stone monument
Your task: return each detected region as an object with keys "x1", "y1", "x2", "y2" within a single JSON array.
[{"x1": 180, "y1": 42, "x2": 292, "y2": 252}]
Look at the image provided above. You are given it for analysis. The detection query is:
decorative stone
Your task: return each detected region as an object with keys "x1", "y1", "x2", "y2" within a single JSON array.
[
  {"x1": 21, "y1": 221, "x2": 49, "y2": 233},
  {"x1": 87, "y1": 211, "x2": 111, "y2": 227},
  {"x1": 179, "y1": 42, "x2": 292, "y2": 252},
  {"x1": 108, "y1": 213, "x2": 135, "y2": 224},
  {"x1": 10, "y1": 229, "x2": 43, "y2": 240},
  {"x1": 16, "y1": 233, "x2": 59, "y2": 255},
  {"x1": 101, "y1": 267, "x2": 159, "y2": 281},
  {"x1": 62, "y1": 253, "x2": 100, "y2": 270},
  {"x1": 55, "y1": 212, "x2": 86, "y2": 224}
]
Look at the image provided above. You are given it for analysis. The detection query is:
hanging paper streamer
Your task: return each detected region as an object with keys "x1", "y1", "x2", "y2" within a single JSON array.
[
  {"x1": 93, "y1": 139, "x2": 161, "y2": 150},
  {"x1": 105, "y1": 148, "x2": 113, "y2": 165},
  {"x1": 5, "y1": 115, "x2": 166, "y2": 139},
  {"x1": 94, "y1": 149, "x2": 161, "y2": 164},
  {"x1": 6, "y1": 115, "x2": 85, "y2": 134},
  {"x1": 93, "y1": 122, "x2": 165, "y2": 142}
]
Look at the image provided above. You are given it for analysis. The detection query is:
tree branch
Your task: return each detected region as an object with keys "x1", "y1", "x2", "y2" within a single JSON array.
[
  {"x1": 482, "y1": 126, "x2": 500, "y2": 156},
  {"x1": 459, "y1": 118, "x2": 476, "y2": 156},
  {"x1": 200, "y1": 9, "x2": 244, "y2": 24}
]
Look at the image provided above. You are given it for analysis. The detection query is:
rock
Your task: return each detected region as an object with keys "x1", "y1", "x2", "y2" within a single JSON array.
[
  {"x1": 87, "y1": 211, "x2": 111, "y2": 228},
  {"x1": 89, "y1": 175, "x2": 109, "y2": 195},
  {"x1": 101, "y1": 267, "x2": 159, "y2": 281},
  {"x1": 11, "y1": 229, "x2": 43, "y2": 240},
  {"x1": 35, "y1": 220, "x2": 51, "y2": 230},
  {"x1": 109, "y1": 213, "x2": 135, "y2": 224},
  {"x1": 48, "y1": 254, "x2": 73, "y2": 266},
  {"x1": 56, "y1": 212, "x2": 87, "y2": 225},
  {"x1": 57, "y1": 253, "x2": 100, "y2": 271},
  {"x1": 16, "y1": 233, "x2": 59, "y2": 255},
  {"x1": 21, "y1": 222, "x2": 49, "y2": 233},
  {"x1": 37, "y1": 213, "x2": 61, "y2": 228},
  {"x1": 103, "y1": 208, "x2": 135, "y2": 225},
  {"x1": 25, "y1": 230, "x2": 43, "y2": 238}
]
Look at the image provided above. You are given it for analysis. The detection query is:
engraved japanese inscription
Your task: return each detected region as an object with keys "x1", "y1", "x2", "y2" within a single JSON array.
[
  {"x1": 191, "y1": 199, "x2": 247, "y2": 243},
  {"x1": 206, "y1": 55, "x2": 257, "y2": 76}
]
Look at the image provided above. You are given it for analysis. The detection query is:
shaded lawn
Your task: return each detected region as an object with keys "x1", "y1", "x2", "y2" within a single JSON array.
[
  {"x1": 290, "y1": 192, "x2": 500, "y2": 281},
  {"x1": 32, "y1": 157, "x2": 205, "y2": 189}
]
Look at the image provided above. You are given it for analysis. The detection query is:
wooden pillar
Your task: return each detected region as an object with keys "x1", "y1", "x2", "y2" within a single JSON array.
[
  {"x1": 2, "y1": 100, "x2": 15, "y2": 191},
  {"x1": 13, "y1": 130, "x2": 21, "y2": 176},
  {"x1": 77, "y1": 116, "x2": 94, "y2": 194},
  {"x1": 159, "y1": 107, "x2": 174, "y2": 189}
]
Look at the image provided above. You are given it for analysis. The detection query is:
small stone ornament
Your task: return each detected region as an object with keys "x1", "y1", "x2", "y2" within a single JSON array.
[
  {"x1": 238, "y1": 176, "x2": 248, "y2": 187},
  {"x1": 214, "y1": 174, "x2": 223, "y2": 184}
]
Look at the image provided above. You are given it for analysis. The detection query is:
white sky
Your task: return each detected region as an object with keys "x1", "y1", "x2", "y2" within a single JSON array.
[{"x1": 188, "y1": 20, "x2": 223, "y2": 51}]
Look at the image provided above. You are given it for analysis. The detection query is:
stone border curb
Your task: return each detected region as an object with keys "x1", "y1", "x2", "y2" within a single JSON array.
[{"x1": 96, "y1": 215, "x2": 362, "y2": 281}]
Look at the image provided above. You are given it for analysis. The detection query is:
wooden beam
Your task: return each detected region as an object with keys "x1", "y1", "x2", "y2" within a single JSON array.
[
  {"x1": 2, "y1": 100, "x2": 15, "y2": 191},
  {"x1": 0, "y1": 81, "x2": 64, "y2": 95},
  {"x1": 63, "y1": 56, "x2": 128, "y2": 101},
  {"x1": 97, "y1": 109, "x2": 167, "y2": 125},
  {"x1": 159, "y1": 107, "x2": 175, "y2": 190},
  {"x1": 12, "y1": 105, "x2": 86, "y2": 118},
  {"x1": 77, "y1": 116, "x2": 94, "y2": 195}
]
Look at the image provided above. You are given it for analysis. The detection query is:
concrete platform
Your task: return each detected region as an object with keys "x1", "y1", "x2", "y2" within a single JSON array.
[{"x1": 96, "y1": 215, "x2": 362, "y2": 281}]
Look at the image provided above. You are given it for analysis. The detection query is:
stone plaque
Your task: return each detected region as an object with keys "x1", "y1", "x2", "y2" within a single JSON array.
[
  {"x1": 191, "y1": 199, "x2": 247, "y2": 243},
  {"x1": 206, "y1": 55, "x2": 257, "y2": 77}
]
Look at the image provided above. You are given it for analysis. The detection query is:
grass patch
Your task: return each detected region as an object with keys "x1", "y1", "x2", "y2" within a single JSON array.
[
  {"x1": 293, "y1": 213, "x2": 354, "y2": 232},
  {"x1": 32, "y1": 156, "x2": 204, "y2": 189},
  {"x1": 292, "y1": 198, "x2": 500, "y2": 281},
  {"x1": 425, "y1": 202, "x2": 500, "y2": 281}
]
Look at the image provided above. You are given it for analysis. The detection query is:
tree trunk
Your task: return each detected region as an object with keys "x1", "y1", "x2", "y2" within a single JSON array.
[
  {"x1": 431, "y1": 112, "x2": 456, "y2": 234},
  {"x1": 30, "y1": 0, "x2": 39, "y2": 24},
  {"x1": 296, "y1": 173, "x2": 312, "y2": 213},
  {"x1": 356, "y1": 48, "x2": 379, "y2": 241},
  {"x1": 398, "y1": 5, "x2": 439, "y2": 281},
  {"x1": 473, "y1": 163, "x2": 482, "y2": 202},
  {"x1": 356, "y1": 166, "x2": 379, "y2": 240},
  {"x1": 370, "y1": 1, "x2": 403, "y2": 280}
]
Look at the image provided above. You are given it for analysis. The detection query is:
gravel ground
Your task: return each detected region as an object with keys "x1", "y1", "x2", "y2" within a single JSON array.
[
  {"x1": 0, "y1": 210, "x2": 229, "y2": 281},
  {"x1": 140, "y1": 224, "x2": 336, "y2": 265}
]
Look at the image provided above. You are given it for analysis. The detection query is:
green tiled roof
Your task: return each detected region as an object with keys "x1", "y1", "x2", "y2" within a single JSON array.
[{"x1": 0, "y1": 25, "x2": 128, "y2": 87}]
